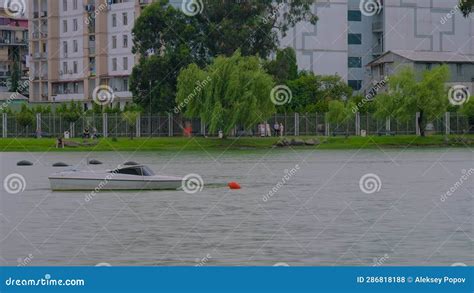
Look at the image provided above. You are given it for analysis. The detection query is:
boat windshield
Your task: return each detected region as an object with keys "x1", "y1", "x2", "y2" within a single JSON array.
[
  {"x1": 141, "y1": 166, "x2": 155, "y2": 176},
  {"x1": 111, "y1": 166, "x2": 155, "y2": 176}
]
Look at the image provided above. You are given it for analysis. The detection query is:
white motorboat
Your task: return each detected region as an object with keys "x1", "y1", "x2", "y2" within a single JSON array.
[{"x1": 49, "y1": 165, "x2": 183, "y2": 191}]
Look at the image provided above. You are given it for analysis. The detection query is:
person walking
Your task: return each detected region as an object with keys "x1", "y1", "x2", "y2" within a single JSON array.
[
  {"x1": 279, "y1": 123, "x2": 284, "y2": 137},
  {"x1": 273, "y1": 121, "x2": 280, "y2": 136}
]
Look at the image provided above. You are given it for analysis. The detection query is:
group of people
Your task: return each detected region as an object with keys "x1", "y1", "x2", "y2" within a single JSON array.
[
  {"x1": 259, "y1": 122, "x2": 285, "y2": 137},
  {"x1": 82, "y1": 127, "x2": 98, "y2": 139}
]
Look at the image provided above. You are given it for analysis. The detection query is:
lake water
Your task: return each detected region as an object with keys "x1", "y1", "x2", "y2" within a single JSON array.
[{"x1": 1, "y1": 149, "x2": 472, "y2": 266}]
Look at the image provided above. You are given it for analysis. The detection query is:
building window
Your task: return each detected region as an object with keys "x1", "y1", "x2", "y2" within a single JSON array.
[
  {"x1": 73, "y1": 0, "x2": 78, "y2": 10},
  {"x1": 123, "y1": 57, "x2": 128, "y2": 70},
  {"x1": 348, "y1": 57, "x2": 362, "y2": 68},
  {"x1": 348, "y1": 34, "x2": 362, "y2": 45},
  {"x1": 123, "y1": 78, "x2": 129, "y2": 91},
  {"x1": 456, "y1": 64, "x2": 463, "y2": 76},
  {"x1": 123, "y1": 35, "x2": 128, "y2": 48},
  {"x1": 63, "y1": 41, "x2": 68, "y2": 55},
  {"x1": 63, "y1": 0, "x2": 67, "y2": 11},
  {"x1": 63, "y1": 20, "x2": 67, "y2": 33},
  {"x1": 73, "y1": 40, "x2": 78, "y2": 52},
  {"x1": 348, "y1": 10, "x2": 362, "y2": 21},
  {"x1": 112, "y1": 58, "x2": 117, "y2": 71},
  {"x1": 112, "y1": 14, "x2": 117, "y2": 27},
  {"x1": 348, "y1": 80, "x2": 362, "y2": 91},
  {"x1": 63, "y1": 62, "x2": 68, "y2": 74},
  {"x1": 425, "y1": 63, "x2": 432, "y2": 70},
  {"x1": 73, "y1": 61, "x2": 78, "y2": 74},
  {"x1": 123, "y1": 13, "x2": 128, "y2": 26},
  {"x1": 73, "y1": 82, "x2": 79, "y2": 93},
  {"x1": 112, "y1": 36, "x2": 117, "y2": 49},
  {"x1": 73, "y1": 19, "x2": 78, "y2": 31}
]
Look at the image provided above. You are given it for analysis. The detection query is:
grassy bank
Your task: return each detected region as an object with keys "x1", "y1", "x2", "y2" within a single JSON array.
[{"x1": 0, "y1": 135, "x2": 473, "y2": 152}]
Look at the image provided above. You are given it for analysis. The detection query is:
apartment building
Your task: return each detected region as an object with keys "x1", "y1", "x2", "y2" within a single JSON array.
[
  {"x1": 28, "y1": 0, "x2": 155, "y2": 109},
  {"x1": 0, "y1": 3, "x2": 28, "y2": 93},
  {"x1": 283, "y1": 0, "x2": 473, "y2": 92}
]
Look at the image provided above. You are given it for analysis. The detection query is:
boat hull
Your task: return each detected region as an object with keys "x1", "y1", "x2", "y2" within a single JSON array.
[{"x1": 49, "y1": 177, "x2": 182, "y2": 191}]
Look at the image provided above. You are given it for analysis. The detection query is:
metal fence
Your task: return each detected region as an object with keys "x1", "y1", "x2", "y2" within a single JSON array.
[{"x1": 1, "y1": 112, "x2": 472, "y2": 138}]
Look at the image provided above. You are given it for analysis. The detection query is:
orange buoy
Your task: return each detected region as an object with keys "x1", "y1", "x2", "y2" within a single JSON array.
[{"x1": 228, "y1": 182, "x2": 241, "y2": 190}]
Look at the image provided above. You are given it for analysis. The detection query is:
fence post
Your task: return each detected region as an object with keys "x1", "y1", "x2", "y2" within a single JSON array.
[
  {"x1": 168, "y1": 113, "x2": 173, "y2": 137},
  {"x1": 355, "y1": 112, "x2": 361, "y2": 136},
  {"x1": 136, "y1": 114, "x2": 141, "y2": 138},
  {"x1": 70, "y1": 122, "x2": 75, "y2": 138},
  {"x1": 386, "y1": 117, "x2": 391, "y2": 133},
  {"x1": 2, "y1": 113, "x2": 6, "y2": 138},
  {"x1": 445, "y1": 112, "x2": 450, "y2": 135},
  {"x1": 325, "y1": 113, "x2": 330, "y2": 136},
  {"x1": 36, "y1": 113, "x2": 42, "y2": 138},
  {"x1": 294, "y1": 113, "x2": 299, "y2": 136},
  {"x1": 103, "y1": 113, "x2": 108, "y2": 138},
  {"x1": 415, "y1": 112, "x2": 421, "y2": 136}
]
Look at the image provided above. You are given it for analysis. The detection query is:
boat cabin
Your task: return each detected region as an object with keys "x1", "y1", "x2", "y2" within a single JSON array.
[{"x1": 111, "y1": 165, "x2": 155, "y2": 176}]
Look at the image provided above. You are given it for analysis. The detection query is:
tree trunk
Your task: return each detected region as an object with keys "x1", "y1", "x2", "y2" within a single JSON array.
[{"x1": 418, "y1": 110, "x2": 425, "y2": 137}]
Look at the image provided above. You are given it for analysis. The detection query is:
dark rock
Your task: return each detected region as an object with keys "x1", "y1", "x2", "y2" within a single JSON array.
[
  {"x1": 124, "y1": 161, "x2": 139, "y2": 166},
  {"x1": 89, "y1": 159, "x2": 103, "y2": 165},
  {"x1": 290, "y1": 139, "x2": 305, "y2": 146},
  {"x1": 53, "y1": 162, "x2": 69, "y2": 167},
  {"x1": 17, "y1": 160, "x2": 33, "y2": 166}
]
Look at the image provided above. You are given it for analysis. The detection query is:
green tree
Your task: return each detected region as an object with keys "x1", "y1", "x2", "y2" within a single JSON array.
[
  {"x1": 8, "y1": 61, "x2": 21, "y2": 93},
  {"x1": 327, "y1": 100, "x2": 355, "y2": 136},
  {"x1": 460, "y1": 99, "x2": 474, "y2": 131},
  {"x1": 16, "y1": 104, "x2": 34, "y2": 135},
  {"x1": 130, "y1": 55, "x2": 181, "y2": 113},
  {"x1": 375, "y1": 65, "x2": 450, "y2": 137},
  {"x1": 56, "y1": 101, "x2": 83, "y2": 124},
  {"x1": 285, "y1": 72, "x2": 353, "y2": 113},
  {"x1": 460, "y1": 0, "x2": 473, "y2": 16},
  {"x1": 176, "y1": 51, "x2": 275, "y2": 135},
  {"x1": 122, "y1": 104, "x2": 142, "y2": 140},
  {"x1": 265, "y1": 47, "x2": 298, "y2": 84},
  {"x1": 131, "y1": 0, "x2": 317, "y2": 112}
]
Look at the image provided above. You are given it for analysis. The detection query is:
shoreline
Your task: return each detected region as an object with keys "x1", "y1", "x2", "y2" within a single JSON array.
[{"x1": 0, "y1": 135, "x2": 473, "y2": 152}]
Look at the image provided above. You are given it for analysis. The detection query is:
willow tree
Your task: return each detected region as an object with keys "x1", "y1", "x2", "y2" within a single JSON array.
[
  {"x1": 176, "y1": 52, "x2": 276, "y2": 135},
  {"x1": 375, "y1": 65, "x2": 449, "y2": 136}
]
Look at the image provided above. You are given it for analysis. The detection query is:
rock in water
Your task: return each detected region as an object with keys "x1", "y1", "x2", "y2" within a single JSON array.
[{"x1": 17, "y1": 160, "x2": 33, "y2": 166}]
